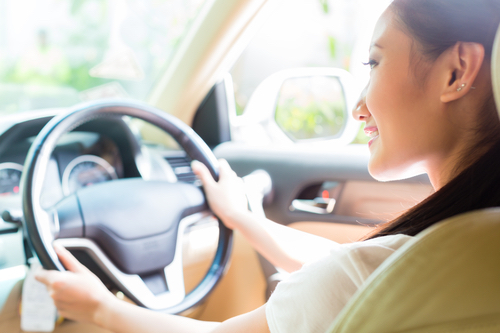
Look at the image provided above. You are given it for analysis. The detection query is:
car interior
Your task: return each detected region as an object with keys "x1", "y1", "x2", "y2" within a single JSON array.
[{"x1": 0, "y1": 0, "x2": 499, "y2": 332}]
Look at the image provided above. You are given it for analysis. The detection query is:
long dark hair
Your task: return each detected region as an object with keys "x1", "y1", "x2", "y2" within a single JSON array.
[{"x1": 367, "y1": 0, "x2": 500, "y2": 239}]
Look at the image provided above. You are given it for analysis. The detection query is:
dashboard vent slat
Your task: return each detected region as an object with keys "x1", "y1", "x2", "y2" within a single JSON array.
[{"x1": 164, "y1": 155, "x2": 198, "y2": 184}]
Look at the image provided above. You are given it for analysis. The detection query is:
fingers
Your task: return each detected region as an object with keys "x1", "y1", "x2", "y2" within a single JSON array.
[
  {"x1": 35, "y1": 269, "x2": 87, "y2": 310},
  {"x1": 35, "y1": 245, "x2": 90, "y2": 289},
  {"x1": 34, "y1": 268, "x2": 58, "y2": 287},
  {"x1": 54, "y1": 244, "x2": 86, "y2": 273},
  {"x1": 218, "y1": 159, "x2": 237, "y2": 178},
  {"x1": 191, "y1": 160, "x2": 216, "y2": 187},
  {"x1": 192, "y1": 159, "x2": 237, "y2": 185}
]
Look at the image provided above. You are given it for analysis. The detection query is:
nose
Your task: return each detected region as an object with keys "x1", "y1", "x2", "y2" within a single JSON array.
[{"x1": 352, "y1": 87, "x2": 370, "y2": 122}]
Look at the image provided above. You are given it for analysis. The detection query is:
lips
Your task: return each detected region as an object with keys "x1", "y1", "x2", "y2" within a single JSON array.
[
  {"x1": 364, "y1": 126, "x2": 379, "y2": 147},
  {"x1": 364, "y1": 126, "x2": 379, "y2": 137}
]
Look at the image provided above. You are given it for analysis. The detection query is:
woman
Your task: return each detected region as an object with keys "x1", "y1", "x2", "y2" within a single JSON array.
[{"x1": 36, "y1": 0, "x2": 500, "y2": 332}]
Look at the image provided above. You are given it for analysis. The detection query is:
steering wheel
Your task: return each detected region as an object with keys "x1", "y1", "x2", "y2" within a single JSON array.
[{"x1": 21, "y1": 100, "x2": 233, "y2": 314}]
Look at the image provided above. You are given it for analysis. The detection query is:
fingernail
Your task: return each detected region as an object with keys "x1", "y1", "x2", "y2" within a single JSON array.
[
  {"x1": 53, "y1": 244, "x2": 66, "y2": 253},
  {"x1": 191, "y1": 160, "x2": 201, "y2": 169}
]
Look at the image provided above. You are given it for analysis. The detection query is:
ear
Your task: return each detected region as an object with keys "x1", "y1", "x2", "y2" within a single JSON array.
[{"x1": 440, "y1": 42, "x2": 485, "y2": 103}]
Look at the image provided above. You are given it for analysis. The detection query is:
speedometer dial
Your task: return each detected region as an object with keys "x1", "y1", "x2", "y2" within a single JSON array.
[
  {"x1": 62, "y1": 155, "x2": 118, "y2": 195},
  {"x1": 0, "y1": 162, "x2": 23, "y2": 195}
]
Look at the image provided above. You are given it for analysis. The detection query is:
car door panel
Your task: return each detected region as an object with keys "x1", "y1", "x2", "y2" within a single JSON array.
[
  {"x1": 336, "y1": 180, "x2": 434, "y2": 222},
  {"x1": 214, "y1": 142, "x2": 432, "y2": 228},
  {"x1": 289, "y1": 222, "x2": 373, "y2": 244}
]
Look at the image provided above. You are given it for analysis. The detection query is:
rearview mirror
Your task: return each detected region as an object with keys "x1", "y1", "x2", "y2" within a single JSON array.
[{"x1": 231, "y1": 68, "x2": 359, "y2": 146}]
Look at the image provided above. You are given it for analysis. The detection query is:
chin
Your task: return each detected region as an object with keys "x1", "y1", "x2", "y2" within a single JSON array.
[{"x1": 368, "y1": 161, "x2": 427, "y2": 182}]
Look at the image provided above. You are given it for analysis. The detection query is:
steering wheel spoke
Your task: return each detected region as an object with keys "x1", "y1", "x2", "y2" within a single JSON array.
[{"x1": 54, "y1": 210, "x2": 214, "y2": 309}]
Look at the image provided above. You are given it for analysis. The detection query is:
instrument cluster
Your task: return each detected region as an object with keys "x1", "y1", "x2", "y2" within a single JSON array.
[
  {"x1": 62, "y1": 154, "x2": 118, "y2": 195},
  {"x1": 0, "y1": 132, "x2": 123, "y2": 199},
  {"x1": 0, "y1": 163, "x2": 23, "y2": 196}
]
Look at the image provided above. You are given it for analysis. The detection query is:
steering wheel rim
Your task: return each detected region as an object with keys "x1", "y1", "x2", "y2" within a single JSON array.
[{"x1": 21, "y1": 99, "x2": 233, "y2": 314}]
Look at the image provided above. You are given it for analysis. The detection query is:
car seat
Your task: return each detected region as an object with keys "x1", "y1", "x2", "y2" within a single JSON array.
[
  {"x1": 327, "y1": 209, "x2": 500, "y2": 332},
  {"x1": 326, "y1": 24, "x2": 500, "y2": 333}
]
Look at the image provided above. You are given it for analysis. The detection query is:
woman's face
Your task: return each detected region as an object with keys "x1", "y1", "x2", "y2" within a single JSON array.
[{"x1": 354, "y1": 8, "x2": 460, "y2": 184}]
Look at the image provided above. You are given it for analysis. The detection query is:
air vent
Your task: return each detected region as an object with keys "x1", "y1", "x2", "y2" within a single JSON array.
[{"x1": 164, "y1": 155, "x2": 198, "y2": 184}]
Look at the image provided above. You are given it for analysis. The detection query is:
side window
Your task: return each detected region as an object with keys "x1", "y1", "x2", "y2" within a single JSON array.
[{"x1": 229, "y1": 0, "x2": 391, "y2": 145}]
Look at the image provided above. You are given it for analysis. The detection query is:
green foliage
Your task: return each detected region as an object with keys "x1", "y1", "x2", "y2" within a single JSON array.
[
  {"x1": 0, "y1": 0, "x2": 112, "y2": 112},
  {"x1": 0, "y1": 0, "x2": 205, "y2": 114},
  {"x1": 71, "y1": 0, "x2": 87, "y2": 15},
  {"x1": 275, "y1": 98, "x2": 345, "y2": 141},
  {"x1": 66, "y1": 65, "x2": 111, "y2": 92},
  {"x1": 328, "y1": 35, "x2": 337, "y2": 59},
  {"x1": 235, "y1": 102, "x2": 245, "y2": 116},
  {"x1": 319, "y1": 0, "x2": 330, "y2": 13}
]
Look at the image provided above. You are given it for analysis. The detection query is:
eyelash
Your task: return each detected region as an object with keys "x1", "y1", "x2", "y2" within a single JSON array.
[{"x1": 362, "y1": 59, "x2": 378, "y2": 69}]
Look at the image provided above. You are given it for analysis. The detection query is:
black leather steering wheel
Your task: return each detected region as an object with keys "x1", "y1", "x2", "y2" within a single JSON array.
[{"x1": 21, "y1": 100, "x2": 233, "y2": 314}]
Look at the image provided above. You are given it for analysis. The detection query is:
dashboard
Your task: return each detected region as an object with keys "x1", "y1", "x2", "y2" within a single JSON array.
[
  {"x1": 0, "y1": 132, "x2": 124, "y2": 209},
  {"x1": 0, "y1": 109, "x2": 197, "y2": 271},
  {"x1": 0, "y1": 162, "x2": 23, "y2": 196}
]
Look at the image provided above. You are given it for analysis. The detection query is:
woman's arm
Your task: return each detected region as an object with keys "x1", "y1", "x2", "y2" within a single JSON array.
[
  {"x1": 222, "y1": 210, "x2": 337, "y2": 272},
  {"x1": 98, "y1": 299, "x2": 269, "y2": 333},
  {"x1": 191, "y1": 160, "x2": 337, "y2": 273},
  {"x1": 35, "y1": 246, "x2": 270, "y2": 333}
]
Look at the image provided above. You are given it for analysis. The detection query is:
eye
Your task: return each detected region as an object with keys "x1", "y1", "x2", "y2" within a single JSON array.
[{"x1": 362, "y1": 59, "x2": 378, "y2": 70}]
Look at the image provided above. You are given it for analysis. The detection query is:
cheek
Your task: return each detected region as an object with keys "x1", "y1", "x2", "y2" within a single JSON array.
[
  {"x1": 365, "y1": 72, "x2": 397, "y2": 116},
  {"x1": 364, "y1": 77, "x2": 430, "y2": 179},
  {"x1": 366, "y1": 73, "x2": 423, "y2": 129},
  {"x1": 367, "y1": 70, "x2": 406, "y2": 107}
]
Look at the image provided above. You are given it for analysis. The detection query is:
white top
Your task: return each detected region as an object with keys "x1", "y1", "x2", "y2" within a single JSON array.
[{"x1": 265, "y1": 234, "x2": 413, "y2": 333}]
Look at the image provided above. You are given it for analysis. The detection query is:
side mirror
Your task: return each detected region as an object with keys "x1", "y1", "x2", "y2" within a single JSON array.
[{"x1": 231, "y1": 68, "x2": 359, "y2": 146}]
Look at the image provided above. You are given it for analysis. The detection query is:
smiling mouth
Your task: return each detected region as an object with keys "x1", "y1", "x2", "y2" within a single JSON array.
[
  {"x1": 364, "y1": 126, "x2": 379, "y2": 147},
  {"x1": 368, "y1": 135, "x2": 379, "y2": 148},
  {"x1": 364, "y1": 126, "x2": 379, "y2": 137}
]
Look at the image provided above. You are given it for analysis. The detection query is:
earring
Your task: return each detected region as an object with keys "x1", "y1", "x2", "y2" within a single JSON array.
[{"x1": 457, "y1": 83, "x2": 466, "y2": 92}]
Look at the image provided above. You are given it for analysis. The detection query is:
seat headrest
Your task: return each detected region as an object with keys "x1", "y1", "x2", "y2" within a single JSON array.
[{"x1": 492, "y1": 23, "x2": 500, "y2": 116}]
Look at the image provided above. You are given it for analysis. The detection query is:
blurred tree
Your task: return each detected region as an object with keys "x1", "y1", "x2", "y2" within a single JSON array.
[
  {"x1": 319, "y1": 0, "x2": 329, "y2": 13},
  {"x1": 4, "y1": 0, "x2": 111, "y2": 91}
]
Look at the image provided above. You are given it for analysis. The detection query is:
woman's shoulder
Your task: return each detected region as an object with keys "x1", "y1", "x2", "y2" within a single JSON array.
[
  {"x1": 351, "y1": 233, "x2": 414, "y2": 251},
  {"x1": 320, "y1": 233, "x2": 414, "y2": 274},
  {"x1": 265, "y1": 234, "x2": 413, "y2": 333},
  {"x1": 295, "y1": 233, "x2": 415, "y2": 284}
]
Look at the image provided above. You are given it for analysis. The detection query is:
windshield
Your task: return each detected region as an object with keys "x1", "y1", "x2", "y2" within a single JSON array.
[{"x1": 0, "y1": 0, "x2": 205, "y2": 114}]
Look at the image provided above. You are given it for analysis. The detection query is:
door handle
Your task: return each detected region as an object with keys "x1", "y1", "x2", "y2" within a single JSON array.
[{"x1": 290, "y1": 198, "x2": 336, "y2": 215}]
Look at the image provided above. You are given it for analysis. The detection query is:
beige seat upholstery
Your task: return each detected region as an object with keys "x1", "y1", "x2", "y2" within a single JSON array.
[
  {"x1": 327, "y1": 209, "x2": 500, "y2": 332},
  {"x1": 327, "y1": 23, "x2": 500, "y2": 333}
]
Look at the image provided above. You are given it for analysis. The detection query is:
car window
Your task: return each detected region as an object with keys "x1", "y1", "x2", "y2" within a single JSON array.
[
  {"x1": 0, "y1": 0, "x2": 206, "y2": 114},
  {"x1": 230, "y1": 0, "x2": 391, "y2": 144}
]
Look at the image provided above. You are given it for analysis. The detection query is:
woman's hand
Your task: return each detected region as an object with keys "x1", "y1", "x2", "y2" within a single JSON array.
[
  {"x1": 191, "y1": 159, "x2": 249, "y2": 229},
  {"x1": 35, "y1": 245, "x2": 118, "y2": 326}
]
